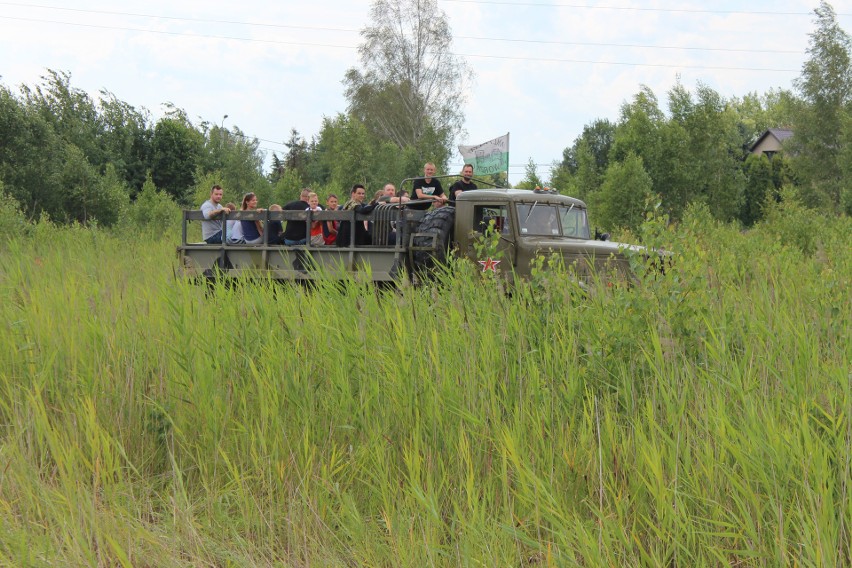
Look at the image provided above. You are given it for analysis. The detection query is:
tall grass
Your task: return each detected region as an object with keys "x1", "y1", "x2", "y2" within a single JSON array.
[{"x1": 0, "y1": 212, "x2": 849, "y2": 566}]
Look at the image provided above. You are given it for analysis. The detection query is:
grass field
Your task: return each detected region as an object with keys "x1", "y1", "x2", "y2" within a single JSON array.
[{"x1": 0, "y1": 207, "x2": 849, "y2": 567}]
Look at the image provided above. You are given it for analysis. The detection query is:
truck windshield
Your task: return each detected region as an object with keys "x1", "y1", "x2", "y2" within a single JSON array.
[{"x1": 517, "y1": 203, "x2": 590, "y2": 239}]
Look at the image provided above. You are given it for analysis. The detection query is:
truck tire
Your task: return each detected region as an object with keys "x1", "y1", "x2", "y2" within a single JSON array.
[{"x1": 412, "y1": 207, "x2": 455, "y2": 274}]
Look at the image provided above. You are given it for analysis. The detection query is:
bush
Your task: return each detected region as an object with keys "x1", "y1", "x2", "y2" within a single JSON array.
[
  {"x1": 0, "y1": 183, "x2": 31, "y2": 240},
  {"x1": 756, "y1": 185, "x2": 823, "y2": 255},
  {"x1": 593, "y1": 151, "x2": 655, "y2": 232},
  {"x1": 123, "y1": 174, "x2": 181, "y2": 234}
]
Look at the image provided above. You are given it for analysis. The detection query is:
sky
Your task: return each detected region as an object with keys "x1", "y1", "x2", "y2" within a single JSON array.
[{"x1": 3, "y1": 0, "x2": 852, "y2": 185}]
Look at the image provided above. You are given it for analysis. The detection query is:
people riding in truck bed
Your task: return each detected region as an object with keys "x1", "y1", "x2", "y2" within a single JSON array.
[
  {"x1": 449, "y1": 164, "x2": 477, "y2": 203},
  {"x1": 240, "y1": 192, "x2": 264, "y2": 244},
  {"x1": 336, "y1": 184, "x2": 377, "y2": 247},
  {"x1": 282, "y1": 189, "x2": 311, "y2": 246},
  {"x1": 200, "y1": 184, "x2": 232, "y2": 244},
  {"x1": 410, "y1": 162, "x2": 447, "y2": 210}
]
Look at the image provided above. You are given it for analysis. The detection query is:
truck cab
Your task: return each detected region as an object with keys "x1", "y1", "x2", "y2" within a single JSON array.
[{"x1": 450, "y1": 188, "x2": 640, "y2": 283}]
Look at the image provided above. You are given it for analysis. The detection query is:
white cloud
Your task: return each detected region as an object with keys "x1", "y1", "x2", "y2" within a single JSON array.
[{"x1": 3, "y1": 0, "x2": 852, "y2": 183}]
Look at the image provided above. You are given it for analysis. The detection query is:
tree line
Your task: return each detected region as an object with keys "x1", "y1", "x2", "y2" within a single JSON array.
[
  {"x1": 523, "y1": 1, "x2": 852, "y2": 229},
  {"x1": 0, "y1": 0, "x2": 849, "y2": 235}
]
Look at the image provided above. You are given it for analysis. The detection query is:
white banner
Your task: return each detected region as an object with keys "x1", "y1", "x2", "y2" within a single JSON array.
[{"x1": 458, "y1": 133, "x2": 509, "y2": 175}]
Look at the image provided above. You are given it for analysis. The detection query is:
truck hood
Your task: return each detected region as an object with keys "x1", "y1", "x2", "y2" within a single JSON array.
[{"x1": 520, "y1": 237, "x2": 646, "y2": 257}]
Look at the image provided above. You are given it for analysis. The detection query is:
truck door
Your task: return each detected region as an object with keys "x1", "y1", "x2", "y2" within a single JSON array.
[{"x1": 464, "y1": 204, "x2": 516, "y2": 268}]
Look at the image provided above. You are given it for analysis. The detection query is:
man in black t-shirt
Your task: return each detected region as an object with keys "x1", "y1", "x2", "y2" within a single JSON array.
[
  {"x1": 282, "y1": 188, "x2": 311, "y2": 245},
  {"x1": 449, "y1": 163, "x2": 477, "y2": 203},
  {"x1": 410, "y1": 162, "x2": 447, "y2": 210}
]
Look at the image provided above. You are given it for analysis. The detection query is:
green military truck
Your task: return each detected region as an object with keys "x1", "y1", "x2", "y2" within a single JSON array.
[{"x1": 178, "y1": 186, "x2": 642, "y2": 284}]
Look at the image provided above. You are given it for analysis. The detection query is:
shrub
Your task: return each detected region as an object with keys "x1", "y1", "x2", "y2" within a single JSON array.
[
  {"x1": 123, "y1": 174, "x2": 181, "y2": 234},
  {"x1": 756, "y1": 185, "x2": 823, "y2": 255},
  {"x1": 0, "y1": 183, "x2": 31, "y2": 240}
]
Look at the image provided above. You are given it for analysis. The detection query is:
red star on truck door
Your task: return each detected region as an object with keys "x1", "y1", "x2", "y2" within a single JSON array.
[{"x1": 478, "y1": 257, "x2": 501, "y2": 272}]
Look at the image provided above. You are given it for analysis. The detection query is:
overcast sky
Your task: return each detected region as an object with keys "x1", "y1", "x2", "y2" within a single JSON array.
[{"x1": 3, "y1": 1, "x2": 851, "y2": 184}]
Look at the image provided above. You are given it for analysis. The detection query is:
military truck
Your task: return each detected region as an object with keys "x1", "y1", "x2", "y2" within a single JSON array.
[{"x1": 178, "y1": 185, "x2": 642, "y2": 284}]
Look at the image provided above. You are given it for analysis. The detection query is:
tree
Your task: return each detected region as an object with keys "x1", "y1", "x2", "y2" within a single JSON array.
[
  {"x1": 558, "y1": 118, "x2": 615, "y2": 201},
  {"x1": 343, "y1": 0, "x2": 471, "y2": 164},
  {"x1": 611, "y1": 86, "x2": 685, "y2": 214},
  {"x1": 0, "y1": 180, "x2": 31, "y2": 240},
  {"x1": 593, "y1": 152, "x2": 654, "y2": 232},
  {"x1": 742, "y1": 154, "x2": 774, "y2": 226},
  {"x1": 61, "y1": 146, "x2": 127, "y2": 226},
  {"x1": 199, "y1": 125, "x2": 268, "y2": 204},
  {"x1": 514, "y1": 158, "x2": 545, "y2": 190},
  {"x1": 790, "y1": 0, "x2": 852, "y2": 211},
  {"x1": 125, "y1": 174, "x2": 179, "y2": 231},
  {"x1": 668, "y1": 82, "x2": 745, "y2": 222},
  {"x1": 0, "y1": 85, "x2": 66, "y2": 219},
  {"x1": 283, "y1": 128, "x2": 310, "y2": 177},
  {"x1": 309, "y1": 114, "x2": 375, "y2": 191},
  {"x1": 560, "y1": 118, "x2": 615, "y2": 175},
  {"x1": 731, "y1": 89, "x2": 797, "y2": 148},
  {"x1": 150, "y1": 106, "x2": 203, "y2": 204},
  {"x1": 21, "y1": 70, "x2": 106, "y2": 169},
  {"x1": 98, "y1": 90, "x2": 153, "y2": 195}
]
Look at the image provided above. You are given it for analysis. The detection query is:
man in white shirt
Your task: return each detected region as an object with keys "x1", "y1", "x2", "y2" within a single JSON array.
[{"x1": 200, "y1": 185, "x2": 231, "y2": 244}]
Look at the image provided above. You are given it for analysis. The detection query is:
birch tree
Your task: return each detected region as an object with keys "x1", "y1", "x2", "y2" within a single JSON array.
[{"x1": 343, "y1": 0, "x2": 471, "y2": 163}]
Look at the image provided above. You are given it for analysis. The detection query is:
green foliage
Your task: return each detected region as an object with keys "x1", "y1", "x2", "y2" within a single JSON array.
[
  {"x1": 559, "y1": 118, "x2": 615, "y2": 200},
  {"x1": 548, "y1": 163, "x2": 576, "y2": 198},
  {"x1": 731, "y1": 88, "x2": 797, "y2": 143},
  {"x1": 61, "y1": 146, "x2": 128, "y2": 226},
  {"x1": 0, "y1": 183, "x2": 31, "y2": 240},
  {"x1": 514, "y1": 158, "x2": 544, "y2": 190},
  {"x1": 0, "y1": 72, "x2": 271, "y2": 228},
  {"x1": 318, "y1": 113, "x2": 374, "y2": 190},
  {"x1": 0, "y1": 84, "x2": 66, "y2": 219},
  {"x1": 593, "y1": 151, "x2": 654, "y2": 232},
  {"x1": 123, "y1": 174, "x2": 180, "y2": 233},
  {"x1": 789, "y1": 1, "x2": 852, "y2": 212},
  {"x1": 572, "y1": 138, "x2": 603, "y2": 200},
  {"x1": 742, "y1": 153, "x2": 775, "y2": 226},
  {"x1": 97, "y1": 90, "x2": 153, "y2": 194},
  {"x1": 671, "y1": 82, "x2": 746, "y2": 221},
  {"x1": 561, "y1": 118, "x2": 615, "y2": 174},
  {"x1": 756, "y1": 186, "x2": 824, "y2": 255},
  {"x1": 21, "y1": 69, "x2": 106, "y2": 169},
  {"x1": 151, "y1": 112, "x2": 204, "y2": 204},
  {"x1": 0, "y1": 213, "x2": 848, "y2": 565},
  {"x1": 343, "y1": 0, "x2": 469, "y2": 162},
  {"x1": 742, "y1": 153, "x2": 792, "y2": 226},
  {"x1": 270, "y1": 168, "x2": 304, "y2": 205},
  {"x1": 200, "y1": 126, "x2": 267, "y2": 199}
]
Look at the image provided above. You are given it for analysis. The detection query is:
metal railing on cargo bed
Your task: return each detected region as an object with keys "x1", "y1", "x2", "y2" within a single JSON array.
[{"x1": 178, "y1": 203, "x2": 428, "y2": 282}]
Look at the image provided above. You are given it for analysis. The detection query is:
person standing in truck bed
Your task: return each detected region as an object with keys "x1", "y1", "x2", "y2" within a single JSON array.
[
  {"x1": 411, "y1": 162, "x2": 447, "y2": 210},
  {"x1": 449, "y1": 164, "x2": 477, "y2": 204}
]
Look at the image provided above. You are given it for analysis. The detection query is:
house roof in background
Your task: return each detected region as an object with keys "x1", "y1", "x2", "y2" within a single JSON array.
[{"x1": 750, "y1": 128, "x2": 794, "y2": 152}]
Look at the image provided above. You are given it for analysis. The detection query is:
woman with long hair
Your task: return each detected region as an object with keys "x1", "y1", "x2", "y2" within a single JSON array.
[{"x1": 240, "y1": 192, "x2": 264, "y2": 244}]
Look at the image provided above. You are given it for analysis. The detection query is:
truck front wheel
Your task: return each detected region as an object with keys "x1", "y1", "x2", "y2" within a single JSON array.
[{"x1": 411, "y1": 207, "x2": 455, "y2": 275}]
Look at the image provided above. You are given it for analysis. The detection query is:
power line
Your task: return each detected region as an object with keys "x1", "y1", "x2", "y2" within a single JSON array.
[
  {"x1": 0, "y1": 2, "x2": 358, "y2": 33},
  {"x1": 456, "y1": 35, "x2": 802, "y2": 55},
  {"x1": 0, "y1": 15, "x2": 802, "y2": 73},
  {"x1": 440, "y1": 0, "x2": 849, "y2": 17},
  {"x1": 456, "y1": 51, "x2": 798, "y2": 72},
  {"x1": 5, "y1": 0, "x2": 843, "y2": 18},
  {"x1": 0, "y1": 15, "x2": 358, "y2": 50},
  {"x1": 0, "y1": 2, "x2": 808, "y2": 56}
]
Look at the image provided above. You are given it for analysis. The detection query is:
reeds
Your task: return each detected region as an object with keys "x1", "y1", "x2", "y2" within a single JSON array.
[{"x1": 0, "y1": 213, "x2": 849, "y2": 566}]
